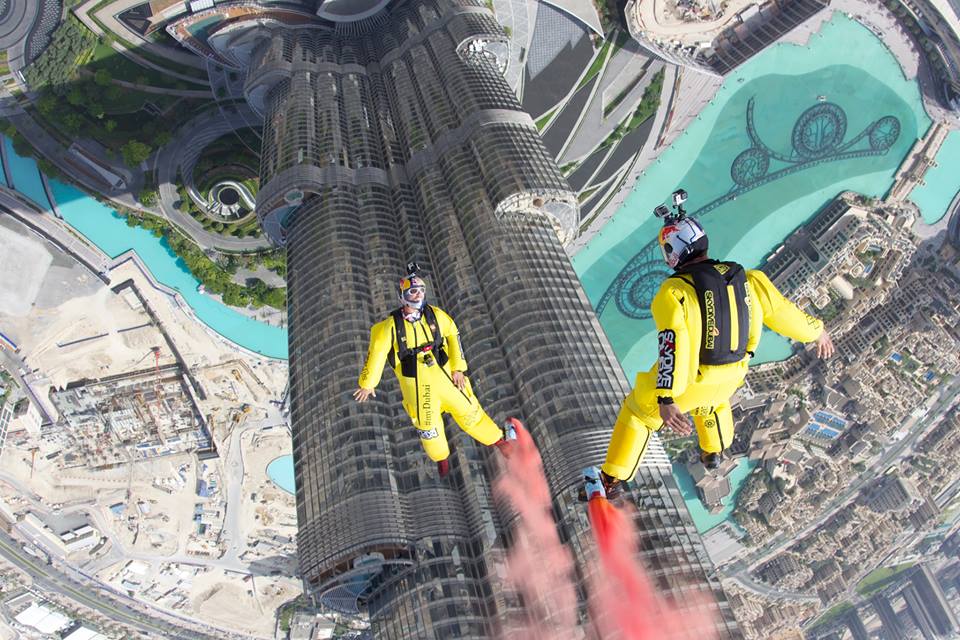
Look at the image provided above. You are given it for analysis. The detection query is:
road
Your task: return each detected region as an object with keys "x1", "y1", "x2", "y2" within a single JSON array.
[
  {"x1": 0, "y1": 87, "x2": 268, "y2": 254},
  {"x1": 0, "y1": 0, "x2": 37, "y2": 79},
  {"x1": 221, "y1": 409, "x2": 285, "y2": 565},
  {"x1": 723, "y1": 378, "x2": 960, "y2": 588},
  {"x1": 727, "y1": 569, "x2": 821, "y2": 603},
  {"x1": 153, "y1": 106, "x2": 273, "y2": 252},
  {"x1": 74, "y1": 0, "x2": 209, "y2": 71},
  {"x1": 0, "y1": 530, "x2": 226, "y2": 639}
]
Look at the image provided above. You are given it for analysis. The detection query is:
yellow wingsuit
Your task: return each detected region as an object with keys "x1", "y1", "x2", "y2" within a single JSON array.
[
  {"x1": 602, "y1": 267, "x2": 824, "y2": 481},
  {"x1": 358, "y1": 306, "x2": 503, "y2": 461}
]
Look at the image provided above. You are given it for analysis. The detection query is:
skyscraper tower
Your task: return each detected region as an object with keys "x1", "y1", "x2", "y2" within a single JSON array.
[
  {"x1": 170, "y1": 1, "x2": 742, "y2": 637},
  {"x1": 901, "y1": 565, "x2": 959, "y2": 638},
  {"x1": 870, "y1": 593, "x2": 907, "y2": 640}
]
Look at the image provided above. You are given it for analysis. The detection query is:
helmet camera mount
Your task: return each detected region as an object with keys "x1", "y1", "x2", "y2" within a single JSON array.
[
  {"x1": 405, "y1": 261, "x2": 423, "y2": 279},
  {"x1": 653, "y1": 188, "x2": 688, "y2": 223}
]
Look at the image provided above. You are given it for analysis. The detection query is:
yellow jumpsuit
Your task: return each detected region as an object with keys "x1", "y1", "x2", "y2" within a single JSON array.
[
  {"x1": 358, "y1": 306, "x2": 503, "y2": 462},
  {"x1": 602, "y1": 269, "x2": 824, "y2": 481}
]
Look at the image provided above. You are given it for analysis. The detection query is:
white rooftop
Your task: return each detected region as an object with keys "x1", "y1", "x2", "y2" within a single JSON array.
[
  {"x1": 15, "y1": 602, "x2": 71, "y2": 634},
  {"x1": 64, "y1": 626, "x2": 109, "y2": 640}
]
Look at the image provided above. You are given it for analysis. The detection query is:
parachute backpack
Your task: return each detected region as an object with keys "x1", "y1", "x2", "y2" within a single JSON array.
[{"x1": 655, "y1": 190, "x2": 749, "y2": 365}]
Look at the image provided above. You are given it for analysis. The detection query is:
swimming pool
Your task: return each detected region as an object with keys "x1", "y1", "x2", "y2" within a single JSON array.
[
  {"x1": 1, "y1": 137, "x2": 289, "y2": 359},
  {"x1": 267, "y1": 455, "x2": 295, "y2": 495},
  {"x1": 573, "y1": 15, "x2": 930, "y2": 378}
]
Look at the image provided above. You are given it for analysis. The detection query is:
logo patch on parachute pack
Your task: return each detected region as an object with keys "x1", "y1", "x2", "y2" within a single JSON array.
[
  {"x1": 713, "y1": 264, "x2": 730, "y2": 274},
  {"x1": 704, "y1": 290, "x2": 717, "y2": 350},
  {"x1": 657, "y1": 330, "x2": 676, "y2": 389},
  {"x1": 418, "y1": 427, "x2": 439, "y2": 440}
]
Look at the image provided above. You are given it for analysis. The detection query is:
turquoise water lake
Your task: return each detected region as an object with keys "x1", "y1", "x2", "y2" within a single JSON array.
[
  {"x1": 910, "y1": 129, "x2": 960, "y2": 224},
  {"x1": 673, "y1": 459, "x2": 759, "y2": 534}
]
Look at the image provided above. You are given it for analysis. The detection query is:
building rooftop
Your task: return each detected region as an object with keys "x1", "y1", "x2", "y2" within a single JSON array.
[
  {"x1": 316, "y1": 0, "x2": 393, "y2": 22},
  {"x1": 14, "y1": 602, "x2": 71, "y2": 635},
  {"x1": 63, "y1": 626, "x2": 109, "y2": 640}
]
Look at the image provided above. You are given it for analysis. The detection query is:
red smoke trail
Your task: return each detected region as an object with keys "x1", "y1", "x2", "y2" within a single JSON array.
[
  {"x1": 495, "y1": 422, "x2": 717, "y2": 640},
  {"x1": 587, "y1": 497, "x2": 716, "y2": 640},
  {"x1": 494, "y1": 420, "x2": 578, "y2": 639}
]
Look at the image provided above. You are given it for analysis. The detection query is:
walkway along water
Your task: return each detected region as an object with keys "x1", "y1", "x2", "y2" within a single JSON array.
[{"x1": 0, "y1": 135, "x2": 288, "y2": 359}]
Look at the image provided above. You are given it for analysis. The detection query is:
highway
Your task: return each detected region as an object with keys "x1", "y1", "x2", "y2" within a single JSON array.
[{"x1": 0, "y1": 529, "x2": 224, "y2": 639}]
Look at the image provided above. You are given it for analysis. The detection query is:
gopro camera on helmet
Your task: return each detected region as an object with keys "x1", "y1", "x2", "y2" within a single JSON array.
[
  {"x1": 405, "y1": 261, "x2": 422, "y2": 278},
  {"x1": 652, "y1": 187, "x2": 690, "y2": 222}
]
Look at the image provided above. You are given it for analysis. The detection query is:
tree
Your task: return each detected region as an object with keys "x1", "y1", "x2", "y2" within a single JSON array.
[
  {"x1": 155, "y1": 131, "x2": 173, "y2": 146},
  {"x1": 104, "y1": 119, "x2": 117, "y2": 133},
  {"x1": 263, "y1": 288, "x2": 287, "y2": 309},
  {"x1": 66, "y1": 87, "x2": 86, "y2": 107},
  {"x1": 246, "y1": 278, "x2": 269, "y2": 297},
  {"x1": 62, "y1": 113, "x2": 84, "y2": 134},
  {"x1": 223, "y1": 285, "x2": 249, "y2": 307},
  {"x1": 93, "y1": 69, "x2": 112, "y2": 86},
  {"x1": 86, "y1": 101, "x2": 105, "y2": 119},
  {"x1": 37, "y1": 158, "x2": 62, "y2": 179},
  {"x1": 121, "y1": 140, "x2": 152, "y2": 167},
  {"x1": 37, "y1": 93, "x2": 58, "y2": 117},
  {"x1": 138, "y1": 189, "x2": 158, "y2": 207}
]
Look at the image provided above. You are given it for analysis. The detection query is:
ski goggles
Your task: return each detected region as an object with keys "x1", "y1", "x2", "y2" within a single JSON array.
[{"x1": 400, "y1": 279, "x2": 425, "y2": 300}]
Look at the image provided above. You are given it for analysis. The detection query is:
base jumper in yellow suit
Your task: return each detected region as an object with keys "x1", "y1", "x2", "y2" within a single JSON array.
[
  {"x1": 592, "y1": 194, "x2": 834, "y2": 499},
  {"x1": 354, "y1": 264, "x2": 517, "y2": 477}
]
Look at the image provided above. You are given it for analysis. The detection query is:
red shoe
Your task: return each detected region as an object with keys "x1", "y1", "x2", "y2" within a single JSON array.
[
  {"x1": 437, "y1": 458, "x2": 450, "y2": 478},
  {"x1": 493, "y1": 418, "x2": 521, "y2": 458}
]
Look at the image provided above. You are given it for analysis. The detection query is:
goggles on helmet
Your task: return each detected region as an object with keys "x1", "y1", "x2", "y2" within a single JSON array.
[{"x1": 402, "y1": 286, "x2": 425, "y2": 299}]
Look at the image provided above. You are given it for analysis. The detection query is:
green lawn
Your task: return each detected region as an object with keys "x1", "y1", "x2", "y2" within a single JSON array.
[
  {"x1": 577, "y1": 36, "x2": 613, "y2": 90},
  {"x1": 855, "y1": 563, "x2": 916, "y2": 596},
  {"x1": 535, "y1": 107, "x2": 558, "y2": 131},
  {"x1": 87, "y1": 42, "x2": 194, "y2": 91},
  {"x1": 626, "y1": 69, "x2": 665, "y2": 130},
  {"x1": 809, "y1": 602, "x2": 853, "y2": 630}
]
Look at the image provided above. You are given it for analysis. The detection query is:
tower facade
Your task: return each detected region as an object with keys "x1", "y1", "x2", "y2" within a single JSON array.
[{"x1": 170, "y1": 1, "x2": 741, "y2": 637}]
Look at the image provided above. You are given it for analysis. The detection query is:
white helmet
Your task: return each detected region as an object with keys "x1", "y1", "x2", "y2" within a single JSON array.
[{"x1": 658, "y1": 217, "x2": 708, "y2": 269}]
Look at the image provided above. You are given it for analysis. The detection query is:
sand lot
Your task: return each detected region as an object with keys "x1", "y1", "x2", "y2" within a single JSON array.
[{"x1": 0, "y1": 220, "x2": 53, "y2": 317}]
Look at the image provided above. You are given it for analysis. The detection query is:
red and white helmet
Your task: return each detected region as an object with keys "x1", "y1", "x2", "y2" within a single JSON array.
[{"x1": 658, "y1": 217, "x2": 708, "y2": 269}]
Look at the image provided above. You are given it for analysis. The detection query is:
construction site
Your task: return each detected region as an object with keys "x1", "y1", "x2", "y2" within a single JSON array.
[
  {"x1": 49, "y1": 352, "x2": 211, "y2": 470},
  {"x1": 0, "y1": 214, "x2": 297, "y2": 637}
]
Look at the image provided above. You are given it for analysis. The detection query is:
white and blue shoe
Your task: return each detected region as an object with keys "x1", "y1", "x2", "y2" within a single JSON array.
[
  {"x1": 581, "y1": 466, "x2": 606, "y2": 501},
  {"x1": 494, "y1": 417, "x2": 521, "y2": 458}
]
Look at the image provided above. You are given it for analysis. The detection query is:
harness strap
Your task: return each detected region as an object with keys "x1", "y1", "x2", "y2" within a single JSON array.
[{"x1": 390, "y1": 306, "x2": 448, "y2": 377}]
